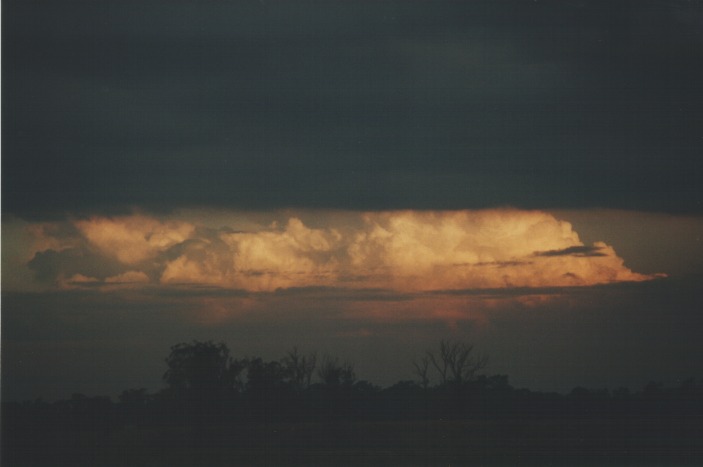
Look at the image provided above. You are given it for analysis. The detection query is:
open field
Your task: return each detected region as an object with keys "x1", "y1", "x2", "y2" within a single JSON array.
[{"x1": 5, "y1": 418, "x2": 702, "y2": 466}]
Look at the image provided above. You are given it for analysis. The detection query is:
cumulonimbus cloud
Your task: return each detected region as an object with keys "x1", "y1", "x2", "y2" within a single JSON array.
[{"x1": 24, "y1": 209, "x2": 661, "y2": 292}]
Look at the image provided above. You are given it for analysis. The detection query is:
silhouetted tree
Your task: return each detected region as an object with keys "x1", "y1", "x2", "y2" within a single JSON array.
[
  {"x1": 163, "y1": 340, "x2": 242, "y2": 393},
  {"x1": 317, "y1": 355, "x2": 356, "y2": 386},
  {"x1": 282, "y1": 347, "x2": 317, "y2": 391},
  {"x1": 426, "y1": 339, "x2": 488, "y2": 386},
  {"x1": 413, "y1": 355, "x2": 431, "y2": 389},
  {"x1": 162, "y1": 340, "x2": 246, "y2": 425},
  {"x1": 244, "y1": 357, "x2": 293, "y2": 420},
  {"x1": 246, "y1": 358, "x2": 288, "y2": 392}
]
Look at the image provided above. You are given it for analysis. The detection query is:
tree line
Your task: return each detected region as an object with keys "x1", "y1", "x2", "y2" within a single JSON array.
[
  {"x1": 6, "y1": 339, "x2": 703, "y2": 466},
  {"x1": 5, "y1": 339, "x2": 703, "y2": 432}
]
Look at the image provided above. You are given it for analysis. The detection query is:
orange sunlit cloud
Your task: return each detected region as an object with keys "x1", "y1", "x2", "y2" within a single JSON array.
[
  {"x1": 75, "y1": 215, "x2": 196, "y2": 265},
  {"x1": 22, "y1": 209, "x2": 661, "y2": 293}
]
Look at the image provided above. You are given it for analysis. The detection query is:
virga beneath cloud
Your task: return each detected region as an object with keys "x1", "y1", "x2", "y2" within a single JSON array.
[{"x1": 23, "y1": 209, "x2": 660, "y2": 293}]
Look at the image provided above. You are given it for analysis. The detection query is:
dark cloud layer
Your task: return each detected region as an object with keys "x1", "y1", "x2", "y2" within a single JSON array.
[
  {"x1": 4, "y1": 0, "x2": 703, "y2": 217},
  {"x1": 535, "y1": 245, "x2": 607, "y2": 258}
]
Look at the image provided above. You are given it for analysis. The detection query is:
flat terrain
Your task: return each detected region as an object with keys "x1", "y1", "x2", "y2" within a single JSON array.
[{"x1": 5, "y1": 418, "x2": 702, "y2": 466}]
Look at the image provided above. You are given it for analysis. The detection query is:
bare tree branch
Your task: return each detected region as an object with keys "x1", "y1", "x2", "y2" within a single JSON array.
[
  {"x1": 425, "y1": 339, "x2": 488, "y2": 386},
  {"x1": 282, "y1": 347, "x2": 317, "y2": 391},
  {"x1": 412, "y1": 355, "x2": 431, "y2": 389},
  {"x1": 317, "y1": 354, "x2": 355, "y2": 387}
]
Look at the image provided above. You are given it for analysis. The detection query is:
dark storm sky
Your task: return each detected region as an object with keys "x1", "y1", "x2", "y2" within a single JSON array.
[{"x1": 5, "y1": 0, "x2": 703, "y2": 217}]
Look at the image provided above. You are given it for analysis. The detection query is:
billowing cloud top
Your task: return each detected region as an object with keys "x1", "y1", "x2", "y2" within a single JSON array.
[{"x1": 20, "y1": 209, "x2": 659, "y2": 293}]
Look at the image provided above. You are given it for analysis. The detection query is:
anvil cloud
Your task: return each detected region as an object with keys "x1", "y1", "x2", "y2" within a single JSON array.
[{"x1": 24, "y1": 209, "x2": 658, "y2": 294}]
